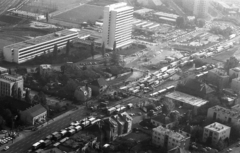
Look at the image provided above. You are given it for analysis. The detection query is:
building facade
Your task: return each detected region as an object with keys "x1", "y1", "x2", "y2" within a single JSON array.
[
  {"x1": 193, "y1": 0, "x2": 209, "y2": 18},
  {"x1": 152, "y1": 126, "x2": 190, "y2": 150},
  {"x1": 102, "y1": 2, "x2": 133, "y2": 50},
  {"x1": 207, "y1": 105, "x2": 240, "y2": 124},
  {"x1": 203, "y1": 122, "x2": 231, "y2": 145},
  {"x1": 207, "y1": 68, "x2": 229, "y2": 89},
  {"x1": 39, "y1": 64, "x2": 52, "y2": 77},
  {"x1": 231, "y1": 77, "x2": 240, "y2": 93},
  {"x1": 20, "y1": 104, "x2": 47, "y2": 125},
  {"x1": 0, "y1": 74, "x2": 24, "y2": 97},
  {"x1": 229, "y1": 67, "x2": 240, "y2": 77},
  {"x1": 3, "y1": 29, "x2": 78, "y2": 64}
]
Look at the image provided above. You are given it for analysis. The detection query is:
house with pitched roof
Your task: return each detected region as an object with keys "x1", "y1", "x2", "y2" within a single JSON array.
[
  {"x1": 151, "y1": 114, "x2": 175, "y2": 129},
  {"x1": 20, "y1": 104, "x2": 47, "y2": 125},
  {"x1": 89, "y1": 78, "x2": 108, "y2": 95}
]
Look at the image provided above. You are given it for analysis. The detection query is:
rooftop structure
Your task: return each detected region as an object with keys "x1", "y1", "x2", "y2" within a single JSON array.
[
  {"x1": 205, "y1": 122, "x2": 230, "y2": 132},
  {"x1": 231, "y1": 104, "x2": 240, "y2": 112},
  {"x1": 165, "y1": 91, "x2": 208, "y2": 107},
  {"x1": 134, "y1": 8, "x2": 153, "y2": 15},
  {"x1": 0, "y1": 66, "x2": 8, "y2": 75},
  {"x1": 153, "y1": 126, "x2": 186, "y2": 141},
  {"x1": 154, "y1": 12, "x2": 179, "y2": 19}
]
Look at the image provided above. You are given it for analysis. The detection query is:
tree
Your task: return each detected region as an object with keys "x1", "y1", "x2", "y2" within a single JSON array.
[
  {"x1": 33, "y1": 92, "x2": 47, "y2": 105},
  {"x1": 169, "y1": 110, "x2": 180, "y2": 122},
  {"x1": 46, "y1": 12, "x2": 49, "y2": 22},
  {"x1": 11, "y1": 83, "x2": 18, "y2": 98},
  {"x1": 17, "y1": 88, "x2": 22, "y2": 100},
  {"x1": 66, "y1": 40, "x2": 70, "y2": 55},
  {"x1": 197, "y1": 19, "x2": 205, "y2": 28},
  {"x1": 53, "y1": 44, "x2": 58, "y2": 56},
  {"x1": 191, "y1": 126, "x2": 203, "y2": 142},
  {"x1": 0, "y1": 115, "x2": 5, "y2": 130},
  {"x1": 102, "y1": 42, "x2": 105, "y2": 57},
  {"x1": 25, "y1": 89, "x2": 32, "y2": 103},
  {"x1": 162, "y1": 100, "x2": 175, "y2": 115},
  {"x1": 90, "y1": 42, "x2": 95, "y2": 59},
  {"x1": 176, "y1": 16, "x2": 185, "y2": 28},
  {"x1": 215, "y1": 138, "x2": 226, "y2": 151},
  {"x1": 224, "y1": 56, "x2": 239, "y2": 74}
]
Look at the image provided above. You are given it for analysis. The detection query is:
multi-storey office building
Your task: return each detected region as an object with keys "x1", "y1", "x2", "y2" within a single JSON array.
[
  {"x1": 102, "y1": 2, "x2": 133, "y2": 50},
  {"x1": 203, "y1": 122, "x2": 230, "y2": 144},
  {"x1": 3, "y1": 29, "x2": 78, "y2": 64}
]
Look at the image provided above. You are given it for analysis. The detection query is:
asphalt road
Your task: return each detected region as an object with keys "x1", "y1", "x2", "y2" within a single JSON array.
[{"x1": 3, "y1": 106, "x2": 88, "y2": 153}]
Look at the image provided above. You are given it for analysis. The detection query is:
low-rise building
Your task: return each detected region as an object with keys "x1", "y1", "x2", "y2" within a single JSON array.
[
  {"x1": 231, "y1": 77, "x2": 240, "y2": 93},
  {"x1": 207, "y1": 105, "x2": 240, "y2": 124},
  {"x1": 152, "y1": 126, "x2": 190, "y2": 150},
  {"x1": 0, "y1": 74, "x2": 24, "y2": 98},
  {"x1": 90, "y1": 78, "x2": 108, "y2": 95},
  {"x1": 20, "y1": 104, "x2": 47, "y2": 125},
  {"x1": 203, "y1": 122, "x2": 231, "y2": 145},
  {"x1": 0, "y1": 66, "x2": 8, "y2": 75},
  {"x1": 207, "y1": 68, "x2": 229, "y2": 89},
  {"x1": 229, "y1": 67, "x2": 240, "y2": 77},
  {"x1": 39, "y1": 64, "x2": 52, "y2": 77},
  {"x1": 74, "y1": 85, "x2": 92, "y2": 102},
  {"x1": 112, "y1": 115, "x2": 125, "y2": 135},
  {"x1": 151, "y1": 114, "x2": 175, "y2": 129}
]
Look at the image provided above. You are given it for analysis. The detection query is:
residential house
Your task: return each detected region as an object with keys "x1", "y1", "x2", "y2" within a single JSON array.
[
  {"x1": 74, "y1": 85, "x2": 92, "y2": 102},
  {"x1": 151, "y1": 114, "x2": 175, "y2": 129},
  {"x1": 207, "y1": 105, "x2": 240, "y2": 124},
  {"x1": 90, "y1": 78, "x2": 108, "y2": 95},
  {"x1": 39, "y1": 64, "x2": 52, "y2": 77},
  {"x1": 102, "y1": 117, "x2": 118, "y2": 142},
  {"x1": 112, "y1": 115, "x2": 125, "y2": 135},
  {"x1": 207, "y1": 68, "x2": 229, "y2": 89},
  {"x1": 203, "y1": 122, "x2": 231, "y2": 145},
  {"x1": 152, "y1": 126, "x2": 190, "y2": 150},
  {"x1": 168, "y1": 146, "x2": 191, "y2": 153},
  {"x1": 119, "y1": 112, "x2": 133, "y2": 134},
  {"x1": 20, "y1": 104, "x2": 47, "y2": 125}
]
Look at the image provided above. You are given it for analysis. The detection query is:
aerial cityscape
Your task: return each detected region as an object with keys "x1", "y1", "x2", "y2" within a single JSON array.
[{"x1": 0, "y1": 0, "x2": 240, "y2": 153}]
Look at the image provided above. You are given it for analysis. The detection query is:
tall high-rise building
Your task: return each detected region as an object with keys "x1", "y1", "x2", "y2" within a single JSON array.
[
  {"x1": 193, "y1": 0, "x2": 209, "y2": 18},
  {"x1": 182, "y1": 0, "x2": 195, "y2": 13},
  {"x1": 102, "y1": 2, "x2": 133, "y2": 50}
]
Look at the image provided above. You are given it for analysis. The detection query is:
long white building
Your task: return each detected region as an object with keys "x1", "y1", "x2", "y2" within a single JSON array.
[
  {"x1": 3, "y1": 29, "x2": 79, "y2": 64},
  {"x1": 102, "y1": 2, "x2": 133, "y2": 50}
]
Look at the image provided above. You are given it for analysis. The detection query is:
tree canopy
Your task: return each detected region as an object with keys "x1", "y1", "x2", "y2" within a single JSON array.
[
  {"x1": 224, "y1": 56, "x2": 239, "y2": 74},
  {"x1": 209, "y1": 26, "x2": 233, "y2": 37},
  {"x1": 162, "y1": 99, "x2": 175, "y2": 115}
]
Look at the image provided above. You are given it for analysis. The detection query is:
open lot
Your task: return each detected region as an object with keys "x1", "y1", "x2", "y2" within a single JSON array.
[
  {"x1": 53, "y1": 4, "x2": 104, "y2": 24},
  {"x1": 20, "y1": 0, "x2": 89, "y2": 14},
  {"x1": 87, "y1": 0, "x2": 117, "y2": 6}
]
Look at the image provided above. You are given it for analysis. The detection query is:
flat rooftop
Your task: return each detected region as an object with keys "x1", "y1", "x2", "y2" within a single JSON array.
[
  {"x1": 154, "y1": 12, "x2": 178, "y2": 19},
  {"x1": 205, "y1": 122, "x2": 230, "y2": 133},
  {"x1": 134, "y1": 8, "x2": 153, "y2": 14},
  {"x1": 153, "y1": 126, "x2": 187, "y2": 141},
  {"x1": 210, "y1": 105, "x2": 240, "y2": 119},
  {"x1": 165, "y1": 91, "x2": 208, "y2": 107},
  {"x1": 5, "y1": 29, "x2": 78, "y2": 50}
]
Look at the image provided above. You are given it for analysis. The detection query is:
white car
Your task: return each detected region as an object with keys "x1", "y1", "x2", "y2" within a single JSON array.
[{"x1": 3, "y1": 146, "x2": 9, "y2": 151}]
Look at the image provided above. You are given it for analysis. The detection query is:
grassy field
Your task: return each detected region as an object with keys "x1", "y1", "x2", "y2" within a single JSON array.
[
  {"x1": 0, "y1": 15, "x2": 24, "y2": 24},
  {"x1": 53, "y1": 4, "x2": 104, "y2": 24}
]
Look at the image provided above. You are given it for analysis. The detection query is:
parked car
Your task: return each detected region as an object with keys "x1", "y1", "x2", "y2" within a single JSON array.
[{"x1": 3, "y1": 146, "x2": 9, "y2": 151}]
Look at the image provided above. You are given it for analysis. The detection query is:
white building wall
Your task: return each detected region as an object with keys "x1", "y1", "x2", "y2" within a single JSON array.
[
  {"x1": 193, "y1": 0, "x2": 209, "y2": 18},
  {"x1": 102, "y1": 2, "x2": 133, "y2": 50}
]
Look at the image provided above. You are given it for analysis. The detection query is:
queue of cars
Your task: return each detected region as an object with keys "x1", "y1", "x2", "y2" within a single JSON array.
[{"x1": 29, "y1": 116, "x2": 100, "y2": 153}]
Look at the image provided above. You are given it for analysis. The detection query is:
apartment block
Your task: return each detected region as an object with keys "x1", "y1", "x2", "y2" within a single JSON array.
[
  {"x1": 203, "y1": 122, "x2": 230, "y2": 144},
  {"x1": 152, "y1": 126, "x2": 190, "y2": 150},
  {"x1": 207, "y1": 105, "x2": 240, "y2": 124},
  {"x1": 193, "y1": 0, "x2": 209, "y2": 18}
]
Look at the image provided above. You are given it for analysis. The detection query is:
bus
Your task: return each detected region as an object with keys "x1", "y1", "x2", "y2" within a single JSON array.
[
  {"x1": 107, "y1": 107, "x2": 116, "y2": 115},
  {"x1": 158, "y1": 89, "x2": 167, "y2": 95},
  {"x1": 32, "y1": 142, "x2": 42, "y2": 151},
  {"x1": 166, "y1": 85, "x2": 175, "y2": 92},
  {"x1": 91, "y1": 119, "x2": 101, "y2": 125},
  {"x1": 150, "y1": 92, "x2": 158, "y2": 97}
]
